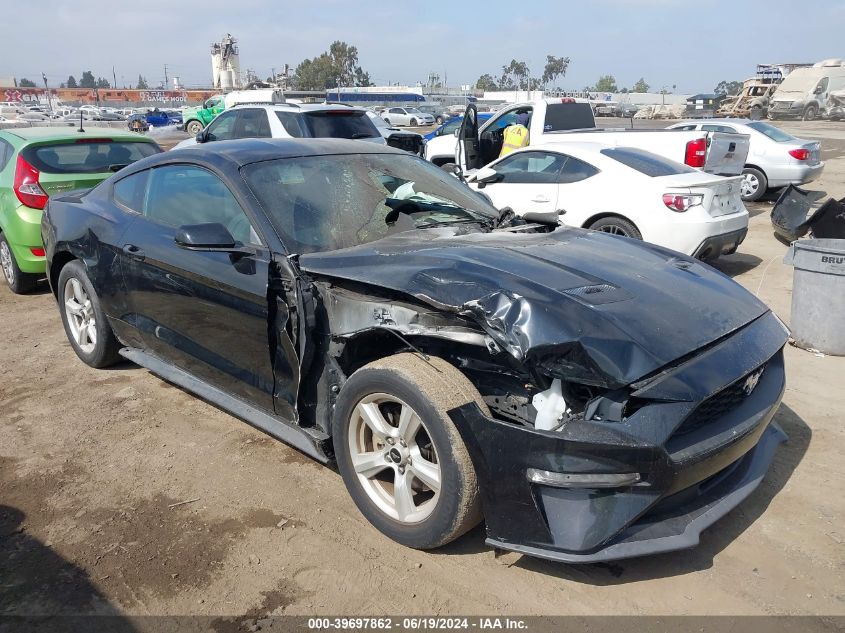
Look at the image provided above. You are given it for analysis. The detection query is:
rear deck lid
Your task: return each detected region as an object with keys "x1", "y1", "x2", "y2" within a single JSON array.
[{"x1": 703, "y1": 132, "x2": 750, "y2": 176}]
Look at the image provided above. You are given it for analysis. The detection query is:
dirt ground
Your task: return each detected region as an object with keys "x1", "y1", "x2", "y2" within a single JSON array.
[{"x1": 1, "y1": 120, "x2": 844, "y2": 619}]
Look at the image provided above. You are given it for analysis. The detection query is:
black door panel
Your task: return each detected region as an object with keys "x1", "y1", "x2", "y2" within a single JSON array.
[{"x1": 122, "y1": 216, "x2": 278, "y2": 411}]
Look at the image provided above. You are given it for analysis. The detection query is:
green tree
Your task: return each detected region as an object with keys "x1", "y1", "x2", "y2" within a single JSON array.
[
  {"x1": 293, "y1": 41, "x2": 372, "y2": 90},
  {"x1": 714, "y1": 80, "x2": 742, "y2": 96},
  {"x1": 95, "y1": 77, "x2": 111, "y2": 89},
  {"x1": 475, "y1": 74, "x2": 498, "y2": 91},
  {"x1": 632, "y1": 77, "x2": 650, "y2": 92},
  {"x1": 541, "y1": 55, "x2": 570, "y2": 88},
  {"x1": 18, "y1": 78, "x2": 36, "y2": 87},
  {"x1": 594, "y1": 75, "x2": 618, "y2": 92},
  {"x1": 79, "y1": 71, "x2": 96, "y2": 88},
  {"x1": 499, "y1": 59, "x2": 531, "y2": 90},
  {"x1": 136, "y1": 74, "x2": 149, "y2": 89},
  {"x1": 66, "y1": 75, "x2": 78, "y2": 88}
]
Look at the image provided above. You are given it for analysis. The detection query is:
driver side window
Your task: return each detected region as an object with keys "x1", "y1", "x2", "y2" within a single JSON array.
[
  {"x1": 205, "y1": 111, "x2": 238, "y2": 141},
  {"x1": 494, "y1": 151, "x2": 567, "y2": 184},
  {"x1": 143, "y1": 165, "x2": 260, "y2": 245}
]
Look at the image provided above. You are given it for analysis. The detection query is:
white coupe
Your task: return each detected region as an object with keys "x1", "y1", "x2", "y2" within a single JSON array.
[{"x1": 467, "y1": 143, "x2": 749, "y2": 260}]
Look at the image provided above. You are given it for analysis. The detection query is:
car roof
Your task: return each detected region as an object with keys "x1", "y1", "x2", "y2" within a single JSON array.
[
  {"x1": 231, "y1": 103, "x2": 370, "y2": 113},
  {"x1": 131, "y1": 137, "x2": 408, "y2": 171},
  {"x1": 0, "y1": 126, "x2": 155, "y2": 143},
  {"x1": 505, "y1": 141, "x2": 670, "y2": 168},
  {"x1": 671, "y1": 118, "x2": 754, "y2": 127}
]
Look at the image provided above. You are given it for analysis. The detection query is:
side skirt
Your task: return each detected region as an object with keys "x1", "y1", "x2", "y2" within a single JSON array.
[{"x1": 119, "y1": 347, "x2": 332, "y2": 464}]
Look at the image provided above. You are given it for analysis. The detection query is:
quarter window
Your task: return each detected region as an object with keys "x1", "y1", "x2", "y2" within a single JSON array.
[
  {"x1": 113, "y1": 170, "x2": 149, "y2": 213},
  {"x1": 143, "y1": 165, "x2": 260, "y2": 245}
]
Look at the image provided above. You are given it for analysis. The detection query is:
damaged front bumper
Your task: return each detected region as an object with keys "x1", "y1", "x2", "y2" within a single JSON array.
[{"x1": 448, "y1": 311, "x2": 789, "y2": 563}]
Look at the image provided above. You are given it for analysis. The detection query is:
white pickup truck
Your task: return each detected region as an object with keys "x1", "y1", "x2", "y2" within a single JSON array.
[{"x1": 454, "y1": 99, "x2": 750, "y2": 176}]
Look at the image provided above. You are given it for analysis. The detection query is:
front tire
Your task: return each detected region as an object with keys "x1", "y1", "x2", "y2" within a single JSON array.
[
  {"x1": 57, "y1": 260, "x2": 121, "y2": 368},
  {"x1": 0, "y1": 234, "x2": 38, "y2": 294},
  {"x1": 803, "y1": 105, "x2": 818, "y2": 121},
  {"x1": 185, "y1": 119, "x2": 203, "y2": 136},
  {"x1": 436, "y1": 116, "x2": 445, "y2": 125},
  {"x1": 409, "y1": 118, "x2": 418, "y2": 126},
  {"x1": 588, "y1": 216, "x2": 642, "y2": 239},
  {"x1": 333, "y1": 353, "x2": 487, "y2": 550},
  {"x1": 741, "y1": 167, "x2": 768, "y2": 202}
]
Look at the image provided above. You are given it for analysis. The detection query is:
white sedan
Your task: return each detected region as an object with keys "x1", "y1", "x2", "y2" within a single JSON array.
[
  {"x1": 381, "y1": 107, "x2": 435, "y2": 127},
  {"x1": 666, "y1": 119, "x2": 824, "y2": 202},
  {"x1": 467, "y1": 142, "x2": 749, "y2": 259}
]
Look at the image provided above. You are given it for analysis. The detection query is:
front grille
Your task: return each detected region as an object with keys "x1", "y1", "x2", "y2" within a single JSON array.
[{"x1": 673, "y1": 364, "x2": 765, "y2": 437}]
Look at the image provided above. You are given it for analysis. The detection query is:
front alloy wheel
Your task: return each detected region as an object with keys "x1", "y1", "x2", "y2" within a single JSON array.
[
  {"x1": 333, "y1": 353, "x2": 487, "y2": 549},
  {"x1": 349, "y1": 393, "x2": 441, "y2": 524}
]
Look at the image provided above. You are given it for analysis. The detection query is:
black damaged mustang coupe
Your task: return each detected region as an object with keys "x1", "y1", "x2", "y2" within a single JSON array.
[{"x1": 42, "y1": 138, "x2": 789, "y2": 563}]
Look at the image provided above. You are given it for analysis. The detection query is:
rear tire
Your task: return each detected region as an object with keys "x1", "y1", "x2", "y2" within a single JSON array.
[
  {"x1": 57, "y1": 260, "x2": 121, "y2": 368},
  {"x1": 0, "y1": 234, "x2": 38, "y2": 294},
  {"x1": 741, "y1": 167, "x2": 768, "y2": 202},
  {"x1": 333, "y1": 353, "x2": 487, "y2": 550},
  {"x1": 803, "y1": 105, "x2": 818, "y2": 121},
  {"x1": 588, "y1": 216, "x2": 642, "y2": 239},
  {"x1": 185, "y1": 119, "x2": 203, "y2": 136}
]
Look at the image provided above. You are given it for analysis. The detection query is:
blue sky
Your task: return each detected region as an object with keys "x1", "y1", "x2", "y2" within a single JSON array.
[{"x1": 2, "y1": 0, "x2": 844, "y2": 93}]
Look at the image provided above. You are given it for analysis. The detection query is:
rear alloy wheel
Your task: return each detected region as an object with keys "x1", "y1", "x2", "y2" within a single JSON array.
[
  {"x1": 588, "y1": 216, "x2": 642, "y2": 239},
  {"x1": 186, "y1": 119, "x2": 203, "y2": 136},
  {"x1": 741, "y1": 167, "x2": 768, "y2": 202},
  {"x1": 803, "y1": 105, "x2": 818, "y2": 121},
  {"x1": 58, "y1": 261, "x2": 121, "y2": 368},
  {"x1": 333, "y1": 353, "x2": 487, "y2": 549},
  {"x1": 0, "y1": 234, "x2": 38, "y2": 294}
]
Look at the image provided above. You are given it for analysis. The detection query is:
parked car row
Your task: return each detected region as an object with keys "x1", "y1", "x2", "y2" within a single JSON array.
[{"x1": 0, "y1": 102, "x2": 795, "y2": 566}]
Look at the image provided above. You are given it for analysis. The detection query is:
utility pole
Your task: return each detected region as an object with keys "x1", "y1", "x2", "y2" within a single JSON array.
[
  {"x1": 112, "y1": 66, "x2": 117, "y2": 89},
  {"x1": 41, "y1": 73, "x2": 52, "y2": 114},
  {"x1": 164, "y1": 64, "x2": 169, "y2": 89}
]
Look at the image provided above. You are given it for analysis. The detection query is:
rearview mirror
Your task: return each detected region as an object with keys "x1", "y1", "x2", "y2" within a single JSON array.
[{"x1": 175, "y1": 223, "x2": 253, "y2": 255}]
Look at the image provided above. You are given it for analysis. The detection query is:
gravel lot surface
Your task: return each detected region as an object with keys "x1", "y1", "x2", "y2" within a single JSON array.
[{"x1": 2, "y1": 120, "x2": 843, "y2": 619}]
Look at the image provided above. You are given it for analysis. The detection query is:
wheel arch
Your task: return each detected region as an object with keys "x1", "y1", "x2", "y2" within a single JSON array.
[
  {"x1": 581, "y1": 211, "x2": 640, "y2": 233},
  {"x1": 744, "y1": 163, "x2": 768, "y2": 179},
  {"x1": 49, "y1": 250, "x2": 78, "y2": 297}
]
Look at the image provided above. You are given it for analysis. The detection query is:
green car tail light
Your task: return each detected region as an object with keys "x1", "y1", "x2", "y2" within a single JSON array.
[{"x1": 14, "y1": 155, "x2": 49, "y2": 210}]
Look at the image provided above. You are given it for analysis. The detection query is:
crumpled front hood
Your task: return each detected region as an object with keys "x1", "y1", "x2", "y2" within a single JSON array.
[{"x1": 299, "y1": 227, "x2": 769, "y2": 386}]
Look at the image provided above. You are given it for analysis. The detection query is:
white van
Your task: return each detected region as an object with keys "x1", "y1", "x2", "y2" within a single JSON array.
[{"x1": 769, "y1": 59, "x2": 845, "y2": 121}]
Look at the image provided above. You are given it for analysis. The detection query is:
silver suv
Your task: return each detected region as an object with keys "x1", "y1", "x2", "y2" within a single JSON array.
[{"x1": 173, "y1": 103, "x2": 386, "y2": 150}]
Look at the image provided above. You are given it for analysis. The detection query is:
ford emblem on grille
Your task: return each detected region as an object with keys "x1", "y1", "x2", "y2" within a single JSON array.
[{"x1": 743, "y1": 368, "x2": 765, "y2": 396}]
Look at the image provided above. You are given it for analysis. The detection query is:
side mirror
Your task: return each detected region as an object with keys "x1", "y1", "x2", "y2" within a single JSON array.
[
  {"x1": 453, "y1": 128, "x2": 460, "y2": 137},
  {"x1": 195, "y1": 130, "x2": 207, "y2": 143},
  {"x1": 175, "y1": 223, "x2": 252, "y2": 255},
  {"x1": 475, "y1": 166, "x2": 502, "y2": 187}
]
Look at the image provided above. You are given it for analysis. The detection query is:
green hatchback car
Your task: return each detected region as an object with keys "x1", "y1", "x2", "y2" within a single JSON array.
[{"x1": 0, "y1": 127, "x2": 161, "y2": 293}]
